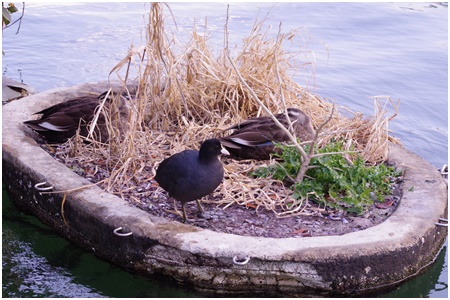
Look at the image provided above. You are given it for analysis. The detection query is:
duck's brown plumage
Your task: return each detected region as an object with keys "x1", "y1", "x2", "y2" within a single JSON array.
[
  {"x1": 219, "y1": 108, "x2": 314, "y2": 160},
  {"x1": 24, "y1": 91, "x2": 128, "y2": 143}
]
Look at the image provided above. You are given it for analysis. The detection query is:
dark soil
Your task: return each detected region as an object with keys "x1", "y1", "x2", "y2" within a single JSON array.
[
  {"x1": 44, "y1": 140, "x2": 403, "y2": 239},
  {"x1": 118, "y1": 172, "x2": 402, "y2": 238}
]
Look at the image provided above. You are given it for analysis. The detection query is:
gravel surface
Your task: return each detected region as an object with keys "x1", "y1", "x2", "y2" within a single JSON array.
[
  {"x1": 123, "y1": 177, "x2": 402, "y2": 238},
  {"x1": 43, "y1": 142, "x2": 403, "y2": 239}
]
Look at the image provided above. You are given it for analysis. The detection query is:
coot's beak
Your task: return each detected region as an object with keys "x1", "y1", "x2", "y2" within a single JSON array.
[{"x1": 221, "y1": 145, "x2": 230, "y2": 156}]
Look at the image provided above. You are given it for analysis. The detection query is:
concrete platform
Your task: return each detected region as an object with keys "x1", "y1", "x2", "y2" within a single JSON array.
[{"x1": 2, "y1": 82, "x2": 448, "y2": 296}]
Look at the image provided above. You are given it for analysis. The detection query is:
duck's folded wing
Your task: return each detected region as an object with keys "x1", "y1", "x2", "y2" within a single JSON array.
[
  {"x1": 225, "y1": 122, "x2": 290, "y2": 147},
  {"x1": 24, "y1": 102, "x2": 98, "y2": 132},
  {"x1": 24, "y1": 111, "x2": 81, "y2": 132},
  {"x1": 225, "y1": 115, "x2": 272, "y2": 131}
]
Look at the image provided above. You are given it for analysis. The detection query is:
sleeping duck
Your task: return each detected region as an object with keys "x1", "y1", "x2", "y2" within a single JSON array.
[
  {"x1": 219, "y1": 108, "x2": 314, "y2": 160},
  {"x1": 24, "y1": 91, "x2": 129, "y2": 143}
]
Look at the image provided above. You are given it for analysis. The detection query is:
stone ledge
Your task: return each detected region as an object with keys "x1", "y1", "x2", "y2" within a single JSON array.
[{"x1": 2, "y1": 82, "x2": 448, "y2": 296}]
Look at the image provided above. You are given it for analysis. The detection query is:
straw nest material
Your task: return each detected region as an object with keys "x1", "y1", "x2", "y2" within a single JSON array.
[{"x1": 54, "y1": 4, "x2": 399, "y2": 218}]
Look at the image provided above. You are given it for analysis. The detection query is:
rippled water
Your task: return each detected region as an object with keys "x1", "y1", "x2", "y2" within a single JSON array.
[{"x1": 2, "y1": 2, "x2": 448, "y2": 298}]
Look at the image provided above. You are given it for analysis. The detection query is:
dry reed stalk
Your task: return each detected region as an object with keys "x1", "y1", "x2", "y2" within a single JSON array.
[{"x1": 55, "y1": 3, "x2": 400, "y2": 218}]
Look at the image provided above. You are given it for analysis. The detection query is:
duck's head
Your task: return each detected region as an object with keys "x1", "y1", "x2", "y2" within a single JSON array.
[{"x1": 286, "y1": 108, "x2": 311, "y2": 126}]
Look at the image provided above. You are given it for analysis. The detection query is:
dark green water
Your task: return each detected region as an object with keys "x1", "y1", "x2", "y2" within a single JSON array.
[{"x1": 2, "y1": 185, "x2": 197, "y2": 298}]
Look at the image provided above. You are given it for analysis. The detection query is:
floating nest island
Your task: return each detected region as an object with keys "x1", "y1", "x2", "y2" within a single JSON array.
[{"x1": 3, "y1": 4, "x2": 447, "y2": 297}]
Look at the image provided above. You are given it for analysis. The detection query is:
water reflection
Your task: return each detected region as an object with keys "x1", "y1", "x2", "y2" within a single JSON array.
[
  {"x1": 3, "y1": 232, "x2": 105, "y2": 298},
  {"x1": 380, "y1": 245, "x2": 448, "y2": 298},
  {"x1": 2, "y1": 191, "x2": 105, "y2": 298},
  {"x1": 2, "y1": 187, "x2": 197, "y2": 298}
]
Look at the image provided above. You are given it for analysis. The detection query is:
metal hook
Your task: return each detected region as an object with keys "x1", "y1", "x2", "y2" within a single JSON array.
[
  {"x1": 113, "y1": 227, "x2": 133, "y2": 237},
  {"x1": 440, "y1": 164, "x2": 448, "y2": 178},
  {"x1": 435, "y1": 218, "x2": 448, "y2": 227},
  {"x1": 34, "y1": 181, "x2": 54, "y2": 191},
  {"x1": 233, "y1": 255, "x2": 250, "y2": 265}
]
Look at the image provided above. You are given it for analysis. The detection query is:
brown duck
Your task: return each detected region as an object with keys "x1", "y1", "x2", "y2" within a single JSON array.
[
  {"x1": 24, "y1": 91, "x2": 128, "y2": 143},
  {"x1": 219, "y1": 108, "x2": 314, "y2": 160}
]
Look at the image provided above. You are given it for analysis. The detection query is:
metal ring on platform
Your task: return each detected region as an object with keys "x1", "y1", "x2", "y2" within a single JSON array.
[
  {"x1": 34, "y1": 181, "x2": 54, "y2": 191},
  {"x1": 440, "y1": 164, "x2": 448, "y2": 178},
  {"x1": 113, "y1": 227, "x2": 133, "y2": 237},
  {"x1": 233, "y1": 255, "x2": 250, "y2": 265},
  {"x1": 435, "y1": 218, "x2": 448, "y2": 227}
]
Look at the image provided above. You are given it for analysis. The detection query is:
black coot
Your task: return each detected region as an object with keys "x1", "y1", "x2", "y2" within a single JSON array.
[{"x1": 155, "y1": 139, "x2": 229, "y2": 222}]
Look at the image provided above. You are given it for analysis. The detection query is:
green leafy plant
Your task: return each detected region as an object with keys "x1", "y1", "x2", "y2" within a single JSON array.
[
  {"x1": 2, "y1": 3, "x2": 18, "y2": 29},
  {"x1": 252, "y1": 140, "x2": 402, "y2": 215}
]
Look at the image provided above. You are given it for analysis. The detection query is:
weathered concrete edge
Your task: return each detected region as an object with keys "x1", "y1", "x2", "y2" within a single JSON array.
[{"x1": 2, "y1": 82, "x2": 448, "y2": 296}]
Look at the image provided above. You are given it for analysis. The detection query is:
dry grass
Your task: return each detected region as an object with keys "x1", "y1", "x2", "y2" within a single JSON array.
[{"x1": 56, "y1": 3, "x2": 400, "y2": 218}]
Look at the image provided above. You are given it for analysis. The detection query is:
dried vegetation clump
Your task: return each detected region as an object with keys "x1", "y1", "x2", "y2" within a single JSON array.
[{"x1": 56, "y1": 3, "x2": 399, "y2": 218}]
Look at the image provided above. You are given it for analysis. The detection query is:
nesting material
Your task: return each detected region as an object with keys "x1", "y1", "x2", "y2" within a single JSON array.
[{"x1": 53, "y1": 4, "x2": 399, "y2": 218}]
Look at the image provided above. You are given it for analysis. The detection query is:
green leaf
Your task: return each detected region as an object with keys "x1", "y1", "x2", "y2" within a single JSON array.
[
  {"x1": 7, "y1": 4, "x2": 18, "y2": 14},
  {"x1": 3, "y1": 7, "x2": 11, "y2": 26},
  {"x1": 253, "y1": 140, "x2": 400, "y2": 215}
]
